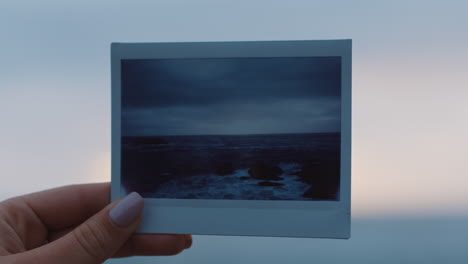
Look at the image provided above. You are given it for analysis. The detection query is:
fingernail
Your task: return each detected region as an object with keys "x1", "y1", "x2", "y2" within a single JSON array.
[
  {"x1": 109, "y1": 192, "x2": 144, "y2": 227},
  {"x1": 184, "y1": 234, "x2": 193, "y2": 249}
]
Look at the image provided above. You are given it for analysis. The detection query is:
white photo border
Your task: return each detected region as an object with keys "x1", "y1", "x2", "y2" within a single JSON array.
[{"x1": 111, "y1": 40, "x2": 351, "y2": 238}]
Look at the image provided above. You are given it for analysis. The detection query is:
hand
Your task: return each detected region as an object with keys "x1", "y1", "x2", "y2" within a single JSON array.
[{"x1": 0, "y1": 183, "x2": 192, "y2": 264}]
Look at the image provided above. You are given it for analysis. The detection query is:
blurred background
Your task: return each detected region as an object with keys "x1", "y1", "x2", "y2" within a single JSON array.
[{"x1": 0, "y1": 0, "x2": 467, "y2": 263}]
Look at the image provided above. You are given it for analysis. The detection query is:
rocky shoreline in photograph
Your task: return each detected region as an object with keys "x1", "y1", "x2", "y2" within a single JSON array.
[
  {"x1": 211, "y1": 160, "x2": 340, "y2": 200},
  {"x1": 121, "y1": 133, "x2": 340, "y2": 200}
]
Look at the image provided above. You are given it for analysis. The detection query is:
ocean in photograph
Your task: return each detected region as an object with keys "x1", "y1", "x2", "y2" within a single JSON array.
[{"x1": 121, "y1": 133, "x2": 340, "y2": 201}]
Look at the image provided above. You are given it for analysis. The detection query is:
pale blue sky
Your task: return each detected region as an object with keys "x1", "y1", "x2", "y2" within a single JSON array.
[{"x1": 0, "y1": 1, "x2": 467, "y2": 263}]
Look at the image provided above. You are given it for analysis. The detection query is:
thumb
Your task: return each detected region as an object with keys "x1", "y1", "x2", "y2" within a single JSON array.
[{"x1": 19, "y1": 192, "x2": 144, "y2": 264}]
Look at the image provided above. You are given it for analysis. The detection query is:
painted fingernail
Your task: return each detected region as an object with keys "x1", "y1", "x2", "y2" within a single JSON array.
[
  {"x1": 184, "y1": 234, "x2": 193, "y2": 249},
  {"x1": 109, "y1": 192, "x2": 144, "y2": 227}
]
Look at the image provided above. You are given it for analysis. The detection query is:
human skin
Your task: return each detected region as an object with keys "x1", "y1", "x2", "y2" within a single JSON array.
[{"x1": 0, "y1": 183, "x2": 192, "y2": 264}]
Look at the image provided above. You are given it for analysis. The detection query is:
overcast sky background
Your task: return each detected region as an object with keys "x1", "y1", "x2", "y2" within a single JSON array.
[
  {"x1": 122, "y1": 57, "x2": 341, "y2": 136},
  {"x1": 0, "y1": 0, "x2": 467, "y2": 263}
]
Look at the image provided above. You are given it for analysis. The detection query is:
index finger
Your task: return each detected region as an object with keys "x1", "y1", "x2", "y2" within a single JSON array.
[{"x1": 18, "y1": 182, "x2": 111, "y2": 230}]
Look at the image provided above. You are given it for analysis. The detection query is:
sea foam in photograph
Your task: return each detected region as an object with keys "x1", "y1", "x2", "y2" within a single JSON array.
[{"x1": 121, "y1": 56, "x2": 341, "y2": 201}]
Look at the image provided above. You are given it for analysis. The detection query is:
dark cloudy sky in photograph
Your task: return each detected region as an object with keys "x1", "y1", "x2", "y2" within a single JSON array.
[{"x1": 121, "y1": 57, "x2": 341, "y2": 136}]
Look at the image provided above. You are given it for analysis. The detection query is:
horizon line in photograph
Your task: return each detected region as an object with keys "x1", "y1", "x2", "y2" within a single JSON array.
[{"x1": 121, "y1": 131, "x2": 341, "y2": 137}]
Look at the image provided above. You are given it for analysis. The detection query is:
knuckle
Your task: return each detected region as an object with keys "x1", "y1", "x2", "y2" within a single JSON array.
[{"x1": 72, "y1": 218, "x2": 111, "y2": 261}]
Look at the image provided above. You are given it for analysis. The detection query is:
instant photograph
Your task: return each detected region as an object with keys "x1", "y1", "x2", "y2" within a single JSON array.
[{"x1": 121, "y1": 56, "x2": 341, "y2": 201}]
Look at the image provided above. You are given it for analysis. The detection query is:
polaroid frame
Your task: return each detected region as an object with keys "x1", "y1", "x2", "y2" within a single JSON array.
[{"x1": 111, "y1": 40, "x2": 351, "y2": 238}]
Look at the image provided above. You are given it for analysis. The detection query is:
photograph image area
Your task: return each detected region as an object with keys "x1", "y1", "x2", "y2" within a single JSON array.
[{"x1": 121, "y1": 56, "x2": 341, "y2": 201}]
